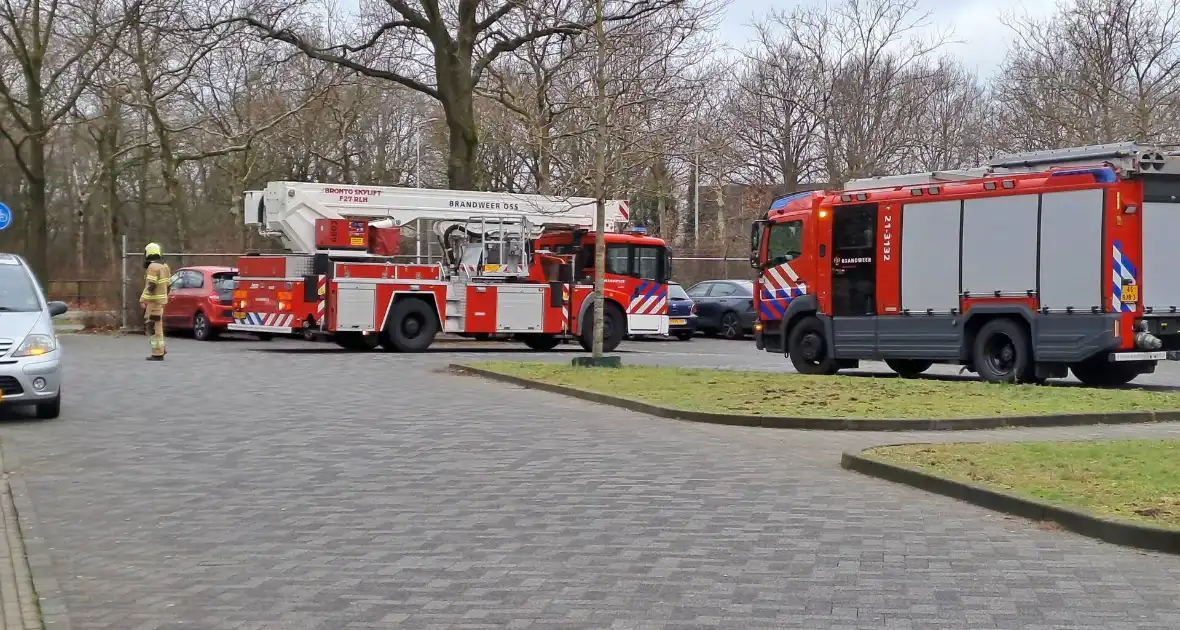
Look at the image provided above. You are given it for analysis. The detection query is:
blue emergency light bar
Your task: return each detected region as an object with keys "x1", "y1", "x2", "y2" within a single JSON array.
[
  {"x1": 628, "y1": 227, "x2": 647, "y2": 234},
  {"x1": 1048, "y1": 166, "x2": 1118, "y2": 183},
  {"x1": 769, "y1": 190, "x2": 814, "y2": 210}
]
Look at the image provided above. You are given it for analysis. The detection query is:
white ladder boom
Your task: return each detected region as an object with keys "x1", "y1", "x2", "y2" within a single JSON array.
[{"x1": 243, "y1": 182, "x2": 631, "y2": 255}]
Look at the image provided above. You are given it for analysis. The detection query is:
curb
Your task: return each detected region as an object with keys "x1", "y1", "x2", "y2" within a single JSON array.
[
  {"x1": 841, "y1": 445, "x2": 1180, "y2": 555},
  {"x1": 1, "y1": 443, "x2": 69, "y2": 629},
  {"x1": 451, "y1": 364, "x2": 1180, "y2": 431}
]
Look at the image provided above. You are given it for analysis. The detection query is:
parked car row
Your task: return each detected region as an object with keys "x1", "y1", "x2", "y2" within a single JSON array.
[{"x1": 655, "y1": 279, "x2": 760, "y2": 342}]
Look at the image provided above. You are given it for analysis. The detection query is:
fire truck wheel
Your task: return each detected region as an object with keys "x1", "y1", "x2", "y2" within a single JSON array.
[
  {"x1": 972, "y1": 318, "x2": 1034, "y2": 383},
  {"x1": 787, "y1": 316, "x2": 838, "y2": 375},
  {"x1": 522, "y1": 334, "x2": 561, "y2": 351},
  {"x1": 383, "y1": 298, "x2": 439, "y2": 352},
  {"x1": 578, "y1": 303, "x2": 625, "y2": 353},
  {"x1": 884, "y1": 359, "x2": 932, "y2": 378}
]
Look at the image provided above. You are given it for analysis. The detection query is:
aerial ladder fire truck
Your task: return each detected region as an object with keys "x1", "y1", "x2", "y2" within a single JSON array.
[
  {"x1": 749, "y1": 142, "x2": 1180, "y2": 386},
  {"x1": 228, "y1": 182, "x2": 671, "y2": 352}
]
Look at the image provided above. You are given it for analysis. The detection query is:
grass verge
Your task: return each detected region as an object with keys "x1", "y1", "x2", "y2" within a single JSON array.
[
  {"x1": 866, "y1": 440, "x2": 1180, "y2": 528},
  {"x1": 468, "y1": 361, "x2": 1180, "y2": 419}
]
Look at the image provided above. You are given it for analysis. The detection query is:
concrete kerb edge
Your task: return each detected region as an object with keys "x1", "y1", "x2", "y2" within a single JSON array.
[
  {"x1": 1, "y1": 442, "x2": 69, "y2": 630},
  {"x1": 841, "y1": 444, "x2": 1180, "y2": 555},
  {"x1": 450, "y1": 364, "x2": 1180, "y2": 431}
]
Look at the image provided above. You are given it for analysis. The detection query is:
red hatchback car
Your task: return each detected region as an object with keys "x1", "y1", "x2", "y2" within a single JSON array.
[{"x1": 163, "y1": 266, "x2": 254, "y2": 341}]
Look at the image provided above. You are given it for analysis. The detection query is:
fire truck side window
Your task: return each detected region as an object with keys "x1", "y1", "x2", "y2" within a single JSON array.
[
  {"x1": 634, "y1": 246, "x2": 663, "y2": 281},
  {"x1": 607, "y1": 245, "x2": 629, "y2": 275},
  {"x1": 577, "y1": 244, "x2": 630, "y2": 276},
  {"x1": 766, "y1": 220, "x2": 804, "y2": 267},
  {"x1": 578, "y1": 243, "x2": 670, "y2": 282}
]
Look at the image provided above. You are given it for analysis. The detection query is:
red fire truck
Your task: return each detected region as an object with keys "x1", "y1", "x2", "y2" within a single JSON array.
[
  {"x1": 228, "y1": 182, "x2": 671, "y2": 352},
  {"x1": 750, "y1": 142, "x2": 1180, "y2": 386}
]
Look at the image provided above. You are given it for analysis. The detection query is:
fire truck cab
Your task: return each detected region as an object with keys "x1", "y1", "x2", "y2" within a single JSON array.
[
  {"x1": 228, "y1": 182, "x2": 671, "y2": 353},
  {"x1": 750, "y1": 142, "x2": 1180, "y2": 386}
]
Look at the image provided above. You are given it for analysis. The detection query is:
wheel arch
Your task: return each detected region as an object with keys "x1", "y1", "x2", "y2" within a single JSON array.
[
  {"x1": 776, "y1": 294, "x2": 823, "y2": 354},
  {"x1": 961, "y1": 304, "x2": 1035, "y2": 363},
  {"x1": 380, "y1": 290, "x2": 442, "y2": 332},
  {"x1": 576, "y1": 294, "x2": 627, "y2": 334}
]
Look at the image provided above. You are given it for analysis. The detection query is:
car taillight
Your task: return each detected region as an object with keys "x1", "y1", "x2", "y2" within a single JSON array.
[{"x1": 691, "y1": 303, "x2": 698, "y2": 314}]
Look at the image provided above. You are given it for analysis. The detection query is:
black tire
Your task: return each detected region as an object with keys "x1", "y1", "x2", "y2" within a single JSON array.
[
  {"x1": 300, "y1": 319, "x2": 319, "y2": 342},
  {"x1": 719, "y1": 311, "x2": 744, "y2": 340},
  {"x1": 884, "y1": 358, "x2": 933, "y2": 378},
  {"x1": 674, "y1": 331, "x2": 694, "y2": 341},
  {"x1": 35, "y1": 395, "x2": 60, "y2": 420},
  {"x1": 972, "y1": 318, "x2": 1034, "y2": 383},
  {"x1": 578, "y1": 303, "x2": 625, "y2": 353},
  {"x1": 1071, "y1": 359, "x2": 1144, "y2": 387},
  {"x1": 522, "y1": 334, "x2": 562, "y2": 351},
  {"x1": 255, "y1": 333, "x2": 273, "y2": 342},
  {"x1": 193, "y1": 312, "x2": 217, "y2": 341},
  {"x1": 787, "y1": 316, "x2": 838, "y2": 375},
  {"x1": 382, "y1": 298, "x2": 439, "y2": 352}
]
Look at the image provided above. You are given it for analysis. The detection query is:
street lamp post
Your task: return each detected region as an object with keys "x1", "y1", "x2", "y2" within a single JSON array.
[{"x1": 693, "y1": 127, "x2": 700, "y2": 248}]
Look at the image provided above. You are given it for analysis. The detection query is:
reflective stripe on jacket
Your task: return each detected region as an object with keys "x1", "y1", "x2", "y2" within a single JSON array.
[{"x1": 140, "y1": 262, "x2": 172, "y2": 304}]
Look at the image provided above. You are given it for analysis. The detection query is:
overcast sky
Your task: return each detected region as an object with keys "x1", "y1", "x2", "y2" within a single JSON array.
[{"x1": 716, "y1": 0, "x2": 1062, "y2": 79}]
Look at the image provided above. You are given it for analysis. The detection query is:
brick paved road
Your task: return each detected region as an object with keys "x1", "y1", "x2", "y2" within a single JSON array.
[{"x1": 2, "y1": 333, "x2": 1180, "y2": 629}]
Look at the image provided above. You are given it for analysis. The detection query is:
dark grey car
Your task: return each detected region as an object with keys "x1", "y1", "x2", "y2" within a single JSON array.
[{"x1": 684, "y1": 280, "x2": 757, "y2": 340}]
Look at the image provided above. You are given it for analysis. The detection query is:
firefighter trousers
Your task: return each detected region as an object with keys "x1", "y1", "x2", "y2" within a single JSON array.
[{"x1": 144, "y1": 303, "x2": 165, "y2": 356}]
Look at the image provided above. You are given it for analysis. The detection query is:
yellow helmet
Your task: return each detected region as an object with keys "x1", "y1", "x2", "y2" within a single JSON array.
[{"x1": 144, "y1": 242, "x2": 162, "y2": 257}]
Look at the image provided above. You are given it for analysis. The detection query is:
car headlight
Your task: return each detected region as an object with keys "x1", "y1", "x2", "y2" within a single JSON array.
[{"x1": 13, "y1": 334, "x2": 56, "y2": 357}]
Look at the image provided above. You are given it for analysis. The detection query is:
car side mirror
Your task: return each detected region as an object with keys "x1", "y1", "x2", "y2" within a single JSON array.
[{"x1": 48, "y1": 301, "x2": 68, "y2": 318}]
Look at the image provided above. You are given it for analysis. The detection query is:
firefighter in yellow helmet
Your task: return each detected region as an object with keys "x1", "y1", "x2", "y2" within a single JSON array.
[{"x1": 139, "y1": 243, "x2": 172, "y2": 361}]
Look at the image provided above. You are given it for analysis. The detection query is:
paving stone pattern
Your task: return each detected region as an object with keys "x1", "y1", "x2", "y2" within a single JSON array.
[{"x1": 2, "y1": 335, "x2": 1180, "y2": 629}]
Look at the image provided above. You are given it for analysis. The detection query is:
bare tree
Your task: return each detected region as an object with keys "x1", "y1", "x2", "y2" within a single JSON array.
[
  {"x1": 122, "y1": 2, "x2": 335, "y2": 248},
  {"x1": 233, "y1": 0, "x2": 687, "y2": 190},
  {"x1": 0, "y1": 0, "x2": 134, "y2": 278},
  {"x1": 995, "y1": 0, "x2": 1180, "y2": 149}
]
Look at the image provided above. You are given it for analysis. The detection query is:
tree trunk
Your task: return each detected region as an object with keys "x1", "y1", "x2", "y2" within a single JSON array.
[
  {"x1": 591, "y1": 0, "x2": 608, "y2": 358},
  {"x1": 656, "y1": 195, "x2": 668, "y2": 241},
  {"x1": 535, "y1": 124, "x2": 552, "y2": 195},
  {"x1": 436, "y1": 45, "x2": 479, "y2": 191},
  {"x1": 24, "y1": 146, "x2": 49, "y2": 282}
]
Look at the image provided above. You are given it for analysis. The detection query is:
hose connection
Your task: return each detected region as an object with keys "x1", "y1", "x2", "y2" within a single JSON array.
[{"x1": 1134, "y1": 319, "x2": 1163, "y2": 350}]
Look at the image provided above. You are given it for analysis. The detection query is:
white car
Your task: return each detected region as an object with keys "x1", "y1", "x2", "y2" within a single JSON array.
[{"x1": 0, "y1": 254, "x2": 67, "y2": 418}]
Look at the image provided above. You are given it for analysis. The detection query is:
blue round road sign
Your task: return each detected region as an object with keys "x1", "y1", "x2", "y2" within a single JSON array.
[{"x1": 0, "y1": 203, "x2": 11, "y2": 231}]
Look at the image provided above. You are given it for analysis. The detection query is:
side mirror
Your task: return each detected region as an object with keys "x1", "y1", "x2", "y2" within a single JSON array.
[
  {"x1": 749, "y1": 220, "x2": 766, "y2": 269},
  {"x1": 47, "y1": 301, "x2": 68, "y2": 318}
]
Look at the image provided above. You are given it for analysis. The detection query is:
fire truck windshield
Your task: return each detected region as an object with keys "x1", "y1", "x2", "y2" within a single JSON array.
[{"x1": 765, "y1": 220, "x2": 803, "y2": 267}]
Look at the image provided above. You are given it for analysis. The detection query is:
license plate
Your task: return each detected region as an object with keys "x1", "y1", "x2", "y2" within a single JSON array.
[
  {"x1": 1121, "y1": 284, "x2": 1139, "y2": 303},
  {"x1": 670, "y1": 319, "x2": 686, "y2": 325}
]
